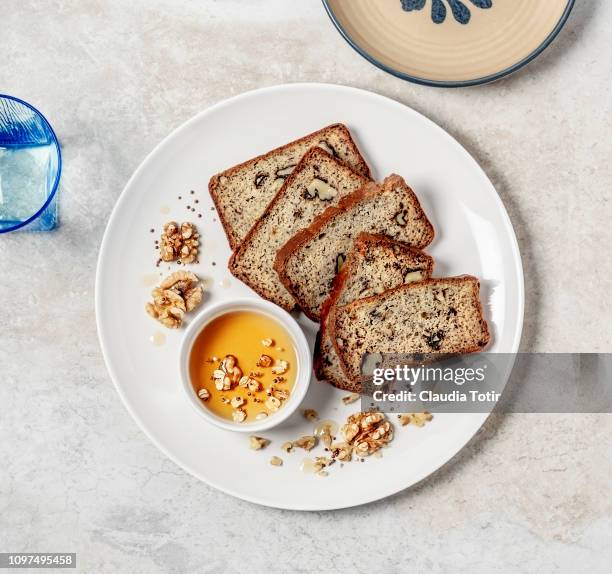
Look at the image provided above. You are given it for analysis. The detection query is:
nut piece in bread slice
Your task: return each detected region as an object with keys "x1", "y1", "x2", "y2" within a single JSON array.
[
  {"x1": 209, "y1": 123, "x2": 371, "y2": 250},
  {"x1": 229, "y1": 147, "x2": 371, "y2": 310},
  {"x1": 275, "y1": 174, "x2": 434, "y2": 322},
  {"x1": 314, "y1": 233, "x2": 434, "y2": 392},
  {"x1": 332, "y1": 276, "x2": 490, "y2": 382}
]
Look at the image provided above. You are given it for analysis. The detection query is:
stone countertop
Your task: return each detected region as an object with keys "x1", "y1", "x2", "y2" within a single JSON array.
[{"x1": 0, "y1": 1, "x2": 610, "y2": 572}]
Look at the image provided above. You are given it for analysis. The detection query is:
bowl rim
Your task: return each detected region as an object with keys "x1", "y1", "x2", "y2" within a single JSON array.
[
  {"x1": 179, "y1": 298, "x2": 312, "y2": 433},
  {"x1": 0, "y1": 94, "x2": 62, "y2": 233},
  {"x1": 321, "y1": 0, "x2": 575, "y2": 88}
]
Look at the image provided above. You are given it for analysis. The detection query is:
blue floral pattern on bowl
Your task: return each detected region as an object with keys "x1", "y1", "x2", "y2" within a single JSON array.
[{"x1": 400, "y1": 0, "x2": 493, "y2": 25}]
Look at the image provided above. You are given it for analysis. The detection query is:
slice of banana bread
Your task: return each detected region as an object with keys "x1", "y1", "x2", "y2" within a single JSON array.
[
  {"x1": 209, "y1": 123, "x2": 371, "y2": 250},
  {"x1": 275, "y1": 174, "x2": 434, "y2": 321},
  {"x1": 315, "y1": 233, "x2": 434, "y2": 392},
  {"x1": 229, "y1": 147, "x2": 371, "y2": 310},
  {"x1": 332, "y1": 276, "x2": 490, "y2": 382}
]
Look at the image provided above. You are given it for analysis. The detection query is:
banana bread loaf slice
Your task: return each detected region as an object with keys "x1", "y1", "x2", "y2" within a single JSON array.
[
  {"x1": 332, "y1": 276, "x2": 490, "y2": 382},
  {"x1": 209, "y1": 123, "x2": 371, "y2": 249},
  {"x1": 229, "y1": 147, "x2": 371, "y2": 310},
  {"x1": 315, "y1": 233, "x2": 434, "y2": 392},
  {"x1": 275, "y1": 174, "x2": 434, "y2": 321}
]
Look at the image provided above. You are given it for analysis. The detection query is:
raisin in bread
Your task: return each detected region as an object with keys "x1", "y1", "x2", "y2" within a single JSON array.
[
  {"x1": 315, "y1": 233, "x2": 434, "y2": 392},
  {"x1": 332, "y1": 276, "x2": 490, "y2": 382},
  {"x1": 275, "y1": 174, "x2": 434, "y2": 321},
  {"x1": 209, "y1": 124, "x2": 371, "y2": 249},
  {"x1": 229, "y1": 147, "x2": 371, "y2": 310}
]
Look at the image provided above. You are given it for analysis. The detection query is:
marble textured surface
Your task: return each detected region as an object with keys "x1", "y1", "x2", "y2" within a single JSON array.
[{"x1": 1, "y1": 1, "x2": 611, "y2": 572}]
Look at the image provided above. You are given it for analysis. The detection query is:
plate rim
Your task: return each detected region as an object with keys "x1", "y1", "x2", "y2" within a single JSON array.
[
  {"x1": 322, "y1": 0, "x2": 575, "y2": 88},
  {"x1": 95, "y1": 82, "x2": 525, "y2": 510}
]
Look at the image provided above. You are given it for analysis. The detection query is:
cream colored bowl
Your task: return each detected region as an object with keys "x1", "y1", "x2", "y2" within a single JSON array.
[
  {"x1": 179, "y1": 298, "x2": 312, "y2": 433},
  {"x1": 324, "y1": 0, "x2": 574, "y2": 86}
]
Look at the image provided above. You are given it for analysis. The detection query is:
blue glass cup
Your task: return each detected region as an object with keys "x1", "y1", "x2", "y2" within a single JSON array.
[{"x1": 0, "y1": 95, "x2": 61, "y2": 233}]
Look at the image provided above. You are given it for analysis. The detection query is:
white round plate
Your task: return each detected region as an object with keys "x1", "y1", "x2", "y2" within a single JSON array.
[{"x1": 96, "y1": 83, "x2": 523, "y2": 510}]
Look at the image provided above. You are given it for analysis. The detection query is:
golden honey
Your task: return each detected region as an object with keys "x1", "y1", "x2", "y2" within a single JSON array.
[{"x1": 189, "y1": 310, "x2": 297, "y2": 422}]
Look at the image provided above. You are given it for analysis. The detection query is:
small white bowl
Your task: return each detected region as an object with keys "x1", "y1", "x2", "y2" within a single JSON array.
[{"x1": 179, "y1": 298, "x2": 312, "y2": 432}]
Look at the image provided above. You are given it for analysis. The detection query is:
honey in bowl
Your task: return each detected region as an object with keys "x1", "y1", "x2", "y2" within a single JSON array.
[{"x1": 189, "y1": 310, "x2": 298, "y2": 423}]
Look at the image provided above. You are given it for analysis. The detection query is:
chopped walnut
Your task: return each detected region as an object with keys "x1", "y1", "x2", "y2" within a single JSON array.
[
  {"x1": 303, "y1": 409, "x2": 319, "y2": 422},
  {"x1": 257, "y1": 354, "x2": 273, "y2": 368},
  {"x1": 265, "y1": 396, "x2": 281, "y2": 412},
  {"x1": 269, "y1": 456, "x2": 283, "y2": 467},
  {"x1": 330, "y1": 442, "x2": 352, "y2": 462},
  {"x1": 197, "y1": 388, "x2": 210, "y2": 401},
  {"x1": 339, "y1": 411, "x2": 393, "y2": 457},
  {"x1": 271, "y1": 360, "x2": 289, "y2": 375},
  {"x1": 249, "y1": 436, "x2": 269, "y2": 450},
  {"x1": 240, "y1": 376, "x2": 261, "y2": 392},
  {"x1": 159, "y1": 221, "x2": 200, "y2": 264},
  {"x1": 281, "y1": 441, "x2": 293, "y2": 453},
  {"x1": 342, "y1": 393, "x2": 360, "y2": 405},
  {"x1": 313, "y1": 457, "x2": 332, "y2": 472},
  {"x1": 261, "y1": 338, "x2": 274, "y2": 347},
  {"x1": 145, "y1": 271, "x2": 203, "y2": 328},
  {"x1": 398, "y1": 412, "x2": 433, "y2": 427},
  {"x1": 161, "y1": 270, "x2": 203, "y2": 311},
  {"x1": 272, "y1": 388, "x2": 290, "y2": 401},
  {"x1": 248, "y1": 379, "x2": 262, "y2": 392},
  {"x1": 293, "y1": 436, "x2": 317, "y2": 451},
  {"x1": 230, "y1": 396, "x2": 245, "y2": 408},
  {"x1": 213, "y1": 369, "x2": 231, "y2": 391},
  {"x1": 212, "y1": 355, "x2": 245, "y2": 391}
]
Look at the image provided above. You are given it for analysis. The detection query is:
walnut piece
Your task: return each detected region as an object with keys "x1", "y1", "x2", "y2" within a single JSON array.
[
  {"x1": 393, "y1": 209, "x2": 408, "y2": 227},
  {"x1": 404, "y1": 270, "x2": 425, "y2": 283},
  {"x1": 159, "y1": 221, "x2": 200, "y2": 264},
  {"x1": 313, "y1": 456, "x2": 332, "y2": 474},
  {"x1": 145, "y1": 271, "x2": 203, "y2": 328},
  {"x1": 239, "y1": 376, "x2": 261, "y2": 392},
  {"x1": 317, "y1": 140, "x2": 337, "y2": 157},
  {"x1": 293, "y1": 436, "x2": 317, "y2": 451},
  {"x1": 212, "y1": 355, "x2": 244, "y2": 391},
  {"x1": 249, "y1": 436, "x2": 269, "y2": 450},
  {"x1": 330, "y1": 442, "x2": 352, "y2": 462},
  {"x1": 265, "y1": 396, "x2": 281, "y2": 412},
  {"x1": 303, "y1": 409, "x2": 319, "y2": 422},
  {"x1": 341, "y1": 393, "x2": 360, "y2": 405},
  {"x1": 257, "y1": 354, "x2": 273, "y2": 368},
  {"x1": 269, "y1": 456, "x2": 283, "y2": 467},
  {"x1": 230, "y1": 396, "x2": 245, "y2": 408},
  {"x1": 276, "y1": 165, "x2": 295, "y2": 178},
  {"x1": 305, "y1": 178, "x2": 337, "y2": 201},
  {"x1": 338, "y1": 411, "x2": 393, "y2": 458},
  {"x1": 272, "y1": 388, "x2": 290, "y2": 401},
  {"x1": 398, "y1": 412, "x2": 433, "y2": 427},
  {"x1": 336, "y1": 253, "x2": 346, "y2": 273},
  {"x1": 271, "y1": 360, "x2": 288, "y2": 375}
]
